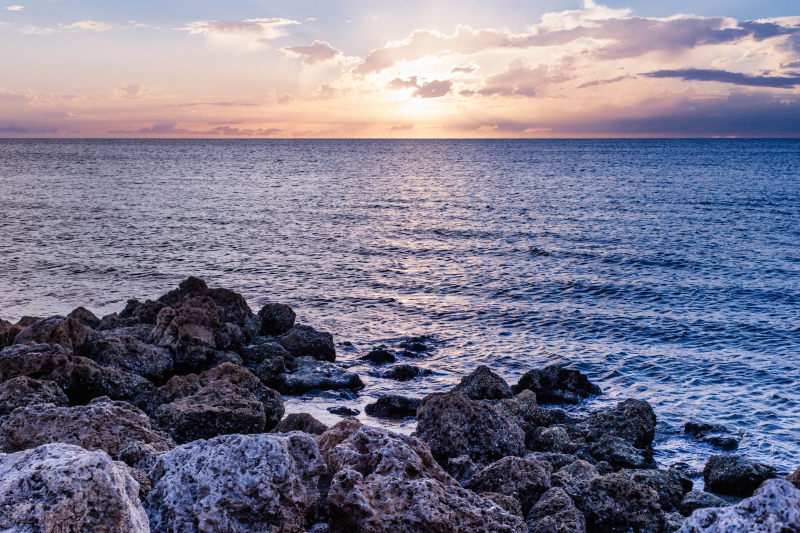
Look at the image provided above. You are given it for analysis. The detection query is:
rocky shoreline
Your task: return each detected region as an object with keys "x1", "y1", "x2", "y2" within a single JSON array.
[{"x1": 0, "y1": 277, "x2": 797, "y2": 532}]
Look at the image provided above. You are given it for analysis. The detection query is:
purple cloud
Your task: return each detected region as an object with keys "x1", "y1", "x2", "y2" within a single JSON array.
[
  {"x1": 283, "y1": 40, "x2": 342, "y2": 65},
  {"x1": 413, "y1": 80, "x2": 452, "y2": 98},
  {"x1": 645, "y1": 68, "x2": 800, "y2": 88}
]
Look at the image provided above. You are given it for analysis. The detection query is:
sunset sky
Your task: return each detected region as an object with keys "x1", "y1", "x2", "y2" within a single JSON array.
[{"x1": 1, "y1": 0, "x2": 799, "y2": 137}]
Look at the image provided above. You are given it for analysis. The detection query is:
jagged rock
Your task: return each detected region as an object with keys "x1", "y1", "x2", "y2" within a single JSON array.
[
  {"x1": 147, "y1": 432, "x2": 327, "y2": 533},
  {"x1": 0, "y1": 318, "x2": 21, "y2": 347},
  {"x1": 157, "y1": 276, "x2": 253, "y2": 326},
  {"x1": 67, "y1": 306, "x2": 101, "y2": 328},
  {"x1": 241, "y1": 338, "x2": 289, "y2": 369},
  {"x1": 258, "y1": 302, "x2": 296, "y2": 336},
  {"x1": 81, "y1": 333, "x2": 174, "y2": 382},
  {"x1": 0, "y1": 443, "x2": 149, "y2": 531},
  {"x1": 665, "y1": 512, "x2": 685, "y2": 532},
  {"x1": 551, "y1": 459, "x2": 600, "y2": 497},
  {"x1": 587, "y1": 434, "x2": 655, "y2": 470},
  {"x1": 580, "y1": 399, "x2": 657, "y2": 448},
  {"x1": 382, "y1": 364, "x2": 432, "y2": 381},
  {"x1": 467, "y1": 456, "x2": 552, "y2": 513},
  {"x1": 498, "y1": 390, "x2": 578, "y2": 448},
  {"x1": 571, "y1": 472, "x2": 666, "y2": 533},
  {"x1": 415, "y1": 391, "x2": 525, "y2": 464},
  {"x1": 1, "y1": 397, "x2": 174, "y2": 457},
  {"x1": 530, "y1": 425, "x2": 578, "y2": 453},
  {"x1": 152, "y1": 295, "x2": 224, "y2": 352},
  {"x1": 680, "y1": 491, "x2": 730, "y2": 516},
  {"x1": 678, "y1": 480, "x2": 800, "y2": 532},
  {"x1": 787, "y1": 467, "x2": 800, "y2": 489},
  {"x1": 276, "y1": 356, "x2": 364, "y2": 394},
  {"x1": 528, "y1": 451, "x2": 584, "y2": 472},
  {"x1": 446, "y1": 455, "x2": 481, "y2": 486},
  {"x1": 278, "y1": 412, "x2": 329, "y2": 435},
  {"x1": 119, "y1": 298, "x2": 166, "y2": 325},
  {"x1": 684, "y1": 421, "x2": 728, "y2": 438},
  {"x1": 513, "y1": 365, "x2": 600, "y2": 404},
  {"x1": 360, "y1": 348, "x2": 396, "y2": 364},
  {"x1": 481, "y1": 491, "x2": 523, "y2": 516},
  {"x1": 68, "y1": 355, "x2": 154, "y2": 403},
  {"x1": 0, "y1": 343, "x2": 73, "y2": 385},
  {"x1": 526, "y1": 487, "x2": 587, "y2": 533},
  {"x1": 365, "y1": 394, "x2": 420, "y2": 418},
  {"x1": 13, "y1": 316, "x2": 91, "y2": 351},
  {"x1": 622, "y1": 468, "x2": 693, "y2": 511},
  {"x1": 0, "y1": 376, "x2": 68, "y2": 415},
  {"x1": 701, "y1": 435, "x2": 739, "y2": 451},
  {"x1": 452, "y1": 365, "x2": 513, "y2": 400},
  {"x1": 278, "y1": 324, "x2": 336, "y2": 362},
  {"x1": 703, "y1": 454, "x2": 778, "y2": 497},
  {"x1": 320, "y1": 421, "x2": 528, "y2": 533}
]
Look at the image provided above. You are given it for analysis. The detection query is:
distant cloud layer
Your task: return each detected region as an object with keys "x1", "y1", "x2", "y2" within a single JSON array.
[{"x1": 645, "y1": 69, "x2": 800, "y2": 88}]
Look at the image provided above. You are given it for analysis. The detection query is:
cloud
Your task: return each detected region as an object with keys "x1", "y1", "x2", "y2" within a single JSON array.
[
  {"x1": 388, "y1": 76, "x2": 419, "y2": 89},
  {"x1": 413, "y1": 80, "x2": 452, "y2": 98},
  {"x1": 0, "y1": 125, "x2": 57, "y2": 134},
  {"x1": 65, "y1": 20, "x2": 114, "y2": 31},
  {"x1": 6, "y1": 5, "x2": 23, "y2": 11},
  {"x1": 132, "y1": 123, "x2": 193, "y2": 135},
  {"x1": 476, "y1": 59, "x2": 569, "y2": 97},
  {"x1": 578, "y1": 75, "x2": 631, "y2": 89},
  {"x1": 645, "y1": 68, "x2": 800, "y2": 88},
  {"x1": 114, "y1": 83, "x2": 149, "y2": 99},
  {"x1": 283, "y1": 40, "x2": 341, "y2": 65},
  {"x1": 178, "y1": 18, "x2": 299, "y2": 51},
  {"x1": 451, "y1": 64, "x2": 477, "y2": 74}
]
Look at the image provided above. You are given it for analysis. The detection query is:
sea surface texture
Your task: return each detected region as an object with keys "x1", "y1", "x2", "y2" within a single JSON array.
[{"x1": 1, "y1": 139, "x2": 798, "y2": 473}]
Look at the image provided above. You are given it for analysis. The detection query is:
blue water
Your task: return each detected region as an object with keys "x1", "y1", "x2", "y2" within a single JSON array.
[{"x1": 1, "y1": 139, "x2": 798, "y2": 475}]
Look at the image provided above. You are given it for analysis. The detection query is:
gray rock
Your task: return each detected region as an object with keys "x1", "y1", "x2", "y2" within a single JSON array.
[
  {"x1": 787, "y1": 467, "x2": 800, "y2": 489},
  {"x1": 0, "y1": 343, "x2": 73, "y2": 385},
  {"x1": 551, "y1": 459, "x2": 600, "y2": 498},
  {"x1": 587, "y1": 434, "x2": 655, "y2": 470},
  {"x1": 497, "y1": 390, "x2": 578, "y2": 448},
  {"x1": 276, "y1": 356, "x2": 364, "y2": 394},
  {"x1": 147, "y1": 432, "x2": 327, "y2": 533},
  {"x1": 258, "y1": 302, "x2": 296, "y2": 336},
  {"x1": 513, "y1": 365, "x2": 600, "y2": 404},
  {"x1": 528, "y1": 451, "x2": 583, "y2": 472},
  {"x1": 526, "y1": 487, "x2": 587, "y2": 533},
  {"x1": 680, "y1": 491, "x2": 730, "y2": 516},
  {"x1": 0, "y1": 376, "x2": 68, "y2": 415},
  {"x1": 678, "y1": 480, "x2": 800, "y2": 532},
  {"x1": 67, "y1": 306, "x2": 101, "y2": 328},
  {"x1": 277, "y1": 324, "x2": 336, "y2": 362},
  {"x1": 481, "y1": 491, "x2": 523, "y2": 517},
  {"x1": 0, "y1": 443, "x2": 149, "y2": 532},
  {"x1": 684, "y1": 421, "x2": 728, "y2": 438},
  {"x1": 68, "y1": 355, "x2": 154, "y2": 403},
  {"x1": 530, "y1": 425, "x2": 578, "y2": 454},
  {"x1": 13, "y1": 316, "x2": 91, "y2": 351},
  {"x1": 571, "y1": 472, "x2": 666, "y2": 533},
  {"x1": 704, "y1": 454, "x2": 778, "y2": 497},
  {"x1": 467, "y1": 456, "x2": 552, "y2": 514},
  {"x1": 665, "y1": 511, "x2": 685, "y2": 532},
  {"x1": 452, "y1": 365, "x2": 513, "y2": 400},
  {"x1": 278, "y1": 412, "x2": 329, "y2": 435},
  {"x1": 701, "y1": 435, "x2": 739, "y2": 451},
  {"x1": 446, "y1": 454, "x2": 481, "y2": 486},
  {"x1": 365, "y1": 394, "x2": 420, "y2": 418},
  {"x1": 382, "y1": 364, "x2": 432, "y2": 381},
  {"x1": 81, "y1": 333, "x2": 174, "y2": 382},
  {"x1": 581, "y1": 399, "x2": 657, "y2": 449},
  {"x1": 622, "y1": 468, "x2": 694, "y2": 511}
]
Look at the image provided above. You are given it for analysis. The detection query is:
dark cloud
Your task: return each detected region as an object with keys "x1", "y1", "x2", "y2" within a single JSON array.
[
  {"x1": 0, "y1": 125, "x2": 58, "y2": 134},
  {"x1": 413, "y1": 80, "x2": 452, "y2": 98},
  {"x1": 645, "y1": 68, "x2": 800, "y2": 88}
]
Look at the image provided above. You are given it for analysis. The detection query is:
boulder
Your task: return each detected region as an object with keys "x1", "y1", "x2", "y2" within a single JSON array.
[
  {"x1": 278, "y1": 324, "x2": 336, "y2": 362},
  {"x1": 529, "y1": 451, "x2": 585, "y2": 472},
  {"x1": 467, "y1": 456, "x2": 552, "y2": 514},
  {"x1": 0, "y1": 376, "x2": 68, "y2": 415},
  {"x1": 382, "y1": 364, "x2": 431, "y2": 381},
  {"x1": 497, "y1": 390, "x2": 578, "y2": 448},
  {"x1": 146, "y1": 432, "x2": 327, "y2": 533},
  {"x1": 258, "y1": 302, "x2": 296, "y2": 336},
  {"x1": 365, "y1": 395, "x2": 420, "y2": 418},
  {"x1": 157, "y1": 276, "x2": 253, "y2": 326},
  {"x1": 360, "y1": 348, "x2": 396, "y2": 364},
  {"x1": 13, "y1": 316, "x2": 91, "y2": 351},
  {"x1": 513, "y1": 365, "x2": 600, "y2": 404},
  {"x1": 622, "y1": 468, "x2": 693, "y2": 511},
  {"x1": 81, "y1": 333, "x2": 174, "y2": 382},
  {"x1": 68, "y1": 355, "x2": 154, "y2": 403},
  {"x1": 278, "y1": 412, "x2": 329, "y2": 435},
  {"x1": 571, "y1": 472, "x2": 666, "y2": 533},
  {"x1": 452, "y1": 365, "x2": 513, "y2": 400},
  {"x1": 530, "y1": 425, "x2": 578, "y2": 454},
  {"x1": 526, "y1": 487, "x2": 587, "y2": 533},
  {"x1": 481, "y1": 492, "x2": 523, "y2": 517},
  {"x1": 0, "y1": 443, "x2": 148, "y2": 532},
  {"x1": 679, "y1": 491, "x2": 729, "y2": 516},
  {"x1": 241, "y1": 338, "x2": 289, "y2": 368},
  {"x1": 703, "y1": 454, "x2": 778, "y2": 497},
  {"x1": 67, "y1": 306, "x2": 101, "y2": 328},
  {"x1": 415, "y1": 391, "x2": 525, "y2": 464},
  {"x1": 328, "y1": 406, "x2": 360, "y2": 417},
  {"x1": 701, "y1": 435, "x2": 739, "y2": 451},
  {"x1": 684, "y1": 421, "x2": 728, "y2": 438},
  {"x1": 119, "y1": 298, "x2": 166, "y2": 325},
  {"x1": 787, "y1": 467, "x2": 800, "y2": 489},
  {"x1": 152, "y1": 295, "x2": 224, "y2": 353},
  {"x1": 587, "y1": 434, "x2": 655, "y2": 470},
  {"x1": 678, "y1": 479, "x2": 800, "y2": 532},
  {"x1": 0, "y1": 343, "x2": 74, "y2": 386},
  {"x1": 275, "y1": 356, "x2": 364, "y2": 394},
  {"x1": 0, "y1": 317, "x2": 20, "y2": 347},
  {"x1": 580, "y1": 399, "x2": 657, "y2": 449},
  {"x1": 445, "y1": 454, "x2": 481, "y2": 486}
]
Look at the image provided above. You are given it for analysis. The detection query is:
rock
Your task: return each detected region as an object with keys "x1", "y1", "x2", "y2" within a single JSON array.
[
  {"x1": 526, "y1": 487, "x2": 587, "y2": 533},
  {"x1": 241, "y1": 338, "x2": 289, "y2": 368},
  {"x1": 399, "y1": 337, "x2": 430, "y2": 353},
  {"x1": 664, "y1": 512, "x2": 685, "y2": 532},
  {"x1": 360, "y1": 348, "x2": 396, "y2": 364},
  {"x1": 467, "y1": 456, "x2": 552, "y2": 513},
  {"x1": 415, "y1": 391, "x2": 525, "y2": 464},
  {"x1": 0, "y1": 443, "x2": 148, "y2": 531},
  {"x1": 13, "y1": 316, "x2": 91, "y2": 351},
  {"x1": 703, "y1": 454, "x2": 778, "y2": 497},
  {"x1": 571, "y1": 472, "x2": 666, "y2": 533},
  {"x1": 0, "y1": 343, "x2": 73, "y2": 385},
  {"x1": 684, "y1": 421, "x2": 728, "y2": 438},
  {"x1": 513, "y1": 365, "x2": 600, "y2": 404},
  {"x1": 551, "y1": 459, "x2": 600, "y2": 497},
  {"x1": 497, "y1": 390, "x2": 579, "y2": 448},
  {"x1": 452, "y1": 365, "x2": 513, "y2": 400},
  {"x1": 701, "y1": 435, "x2": 739, "y2": 451},
  {"x1": 581, "y1": 399, "x2": 657, "y2": 448},
  {"x1": 678, "y1": 479, "x2": 800, "y2": 532},
  {"x1": 587, "y1": 434, "x2": 655, "y2": 470},
  {"x1": 157, "y1": 276, "x2": 253, "y2": 326},
  {"x1": 365, "y1": 395, "x2": 420, "y2": 418},
  {"x1": 276, "y1": 356, "x2": 364, "y2": 394},
  {"x1": 446, "y1": 455, "x2": 481, "y2": 486},
  {"x1": 147, "y1": 432, "x2": 327, "y2": 532},
  {"x1": 1, "y1": 397, "x2": 174, "y2": 457},
  {"x1": 0, "y1": 376, "x2": 68, "y2": 415},
  {"x1": 278, "y1": 324, "x2": 336, "y2": 362},
  {"x1": 119, "y1": 298, "x2": 166, "y2": 325},
  {"x1": 528, "y1": 451, "x2": 584, "y2": 472},
  {"x1": 530, "y1": 425, "x2": 578, "y2": 454},
  {"x1": 622, "y1": 468, "x2": 693, "y2": 511},
  {"x1": 320, "y1": 421, "x2": 527, "y2": 533},
  {"x1": 329, "y1": 406, "x2": 360, "y2": 417},
  {"x1": 67, "y1": 306, "x2": 101, "y2": 328},
  {"x1": 68, "y1": 355, "x2": 154, "y2": 403},
  {"x1": 787, "y1": 467, "x2": 800, "y2": 489},
  {"x1": 481, "y1": 491, "x2": 523, "y2": 517},
  {"x1": 152, "y1": 295, "x2": 224, "y2": 353},
  {"x1": 679, "y1": 491, "x2": 730, "y2": 516},
  {"x1": 382, "y1": 364, "x2": 432, "y2": 381},
  {"x1": 81, "y1": 333, "x2": 174, "y2": 382},
  {"x1": 278, "y1": 412, "x2": 329, "y2": 435},
  {"x1": 0, "y1": 317, "x2": 21, "y2": 347},
  {"x1": 258, "y1": 302, "x2": 296, "y2": 335}
]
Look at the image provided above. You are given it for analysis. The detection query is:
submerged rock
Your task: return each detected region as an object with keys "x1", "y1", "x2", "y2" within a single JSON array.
[
  {"x1": 278, "y1": 324, "x2": 336, "y2": 362},
  {"x1": 703, "y1": 454, "x2": 778, "y2": 497},
  {"x1": 360, "y1": 348, "x2": 396, "y2": 364},
  {"x1": 0, "y1": 443, "x2": 149, "y2": 532},
  {"x1": 276, "y1": 356, "x2": 363, "y2": 394},
  {"x1": 684, "y1": 421, "x2": 728, "y2": 438},
  {"x1": 452, "y1": 365, "x2": 513, "y2": 400},
  {"x1": 13, "y1": 316, "x2": 91, "y2": 352},
  {"x1": 0, "y1": 376, "x2": 68, "y2": 415},
  {"x1": 513, "y1": 365, "x2": 600, "y2": 404},
  {"x1": 328, "y1": 406, "x2": 360, "y2": 417},
  {"x1": 278, "y1": 412, "x2": 329, "y2": 435},
  {"x1": 526, "y1": 487, "x2": 587, "y2": 533},
  {"x1": 365, "y1": 394, "x2": 420, "y2": 418},
  {"x1": 382, "y1": 364, "x2": 432, "y2": 381},
  {"x1": 147, "y1": 432, "x2": 327, "y2": 533},
  {"x1": 258, "y1": 302, "x2": 296, "y2": 336}
]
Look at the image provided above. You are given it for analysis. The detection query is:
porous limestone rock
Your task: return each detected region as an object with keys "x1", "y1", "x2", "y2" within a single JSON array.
[{"x1": 452, "y1": 365, "x2": 513, "y2": 400}]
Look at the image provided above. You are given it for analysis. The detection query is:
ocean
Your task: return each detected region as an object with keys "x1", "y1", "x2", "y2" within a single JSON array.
[{"x1": 1, "y1": 138, "x2": 798, "y2": 474}]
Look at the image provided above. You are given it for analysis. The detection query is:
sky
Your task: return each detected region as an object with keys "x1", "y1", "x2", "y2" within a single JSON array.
[{"x1": 1, "y1": 0, "x2": 799, "y2": 137}]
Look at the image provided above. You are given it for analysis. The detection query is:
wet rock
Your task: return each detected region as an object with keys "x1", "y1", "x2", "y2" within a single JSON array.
[
  {"x1": 81, "y1": 333, "x2": 174, "y2": 382},
  {"x1": 1, "y1": 397, "x2": 174, "y2": 457},
  {"x1": 329, "y1": 406, "x2": 360, "y2": 417},
  {"x1": 678, "y1": 479, "x2": 800, "y2": 532},
  {"x1": 399, "y1": 337, "x2": 430, "y2": 353},
  {"x1": 360, "y1": 348, "x2": 396, "y2": 364},
  {"x1": 446, "y1": 455, "x2": 481, "y2": 486},
  {"x1": 481, "y1": 491, "x2": 523, "y2": 517},
  {"x1": 787, "y1": 467, "x2": 800, "y2": 489},
  {"x1": 276, "y1": 356, "x2": 364, "y2": 394},
  {"x1": 467, "y1": 456, "x2": 552, "y2": 513},
  {"x1": 157, "y1": 276, "x2": 253, "y2": 326},
  {"x1": 0, "y1": 376, "x2": 68, "y2": 415},
  {"x1": 513, "y1": 365, "x2": 600, "y2": 404},
  {"x1": 241, "y1": 338, "x2": 289, "y2": 367},
  {"x1": 0, "y1": 343, "x2": 73, "y2": 385},
  {"x1": 0, "y1": 318, "x2": 20, "y2": 347},
  {"x1": 415, "y1": 391, "x2": 525, "y2": 464},
  {"x1": 581, "y1": 399, "x2": 657, "y2": 449},
  {"x1": 530, "y1": 425, "x2": 578, "y2": 454},
  {"x1": 622, "y1": 468, "x2": 693, "y2": 511},
  {"x1": 571, "y1": 472, "x2": 666, "y2": 533},
  {"x1": 119, "y1": 298, "x2": 166, "y2": 325},
  {"x1": 679, "y1": 491, "x2": 730, "y2": 516},
  {"x1": 68, "y1": 355, "x2": 154, "y2": 403},
  {"x1": 365, "y1": 394, "x2": 420, "y2": 418},
  {"x1": 0, "y1": 443, "x2": 149, "y2": 532},
  {"x1": 382, "y1": 364, "x2": 432, "y2": 381},
  {"x1": 67, "y1": 306, "x2": 101, "y2": 328},
  {"x1": 258, "y1": 302, "x2": 296, "y2": 336},
  {"x1": 587, "y1": 434, "x2": 656, "y2": 470},
  {"x1": 497, "y1": 390, "x2": 578, "y2": 448},
  {"x1": 13, "y1": 316, "x2": 91, "y2": 351},
  {"x1": 278, "y1": 412, "x2": 329, "y2": 435},
  {"x1": 452, "y1": 365, "x2": 513, "y2": 400},
  {"x1": 703, "y1": 454, "x2": 778, "y2": 497},
  {"x1": 278, "y1": 324, "x2": 336, "y2": 362},
  {"x1": 684, "y1": 421, "x2": 728, "y2": 438},
  {"x1": 526, "y1": 487, "x2": 587, "y2": 533},
  {"x1": 147, "y1": 432, "x2": 327, "y2": 533},
  {"x1": 701, "y1": 435, "x2": 739, "y2": 451}
]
